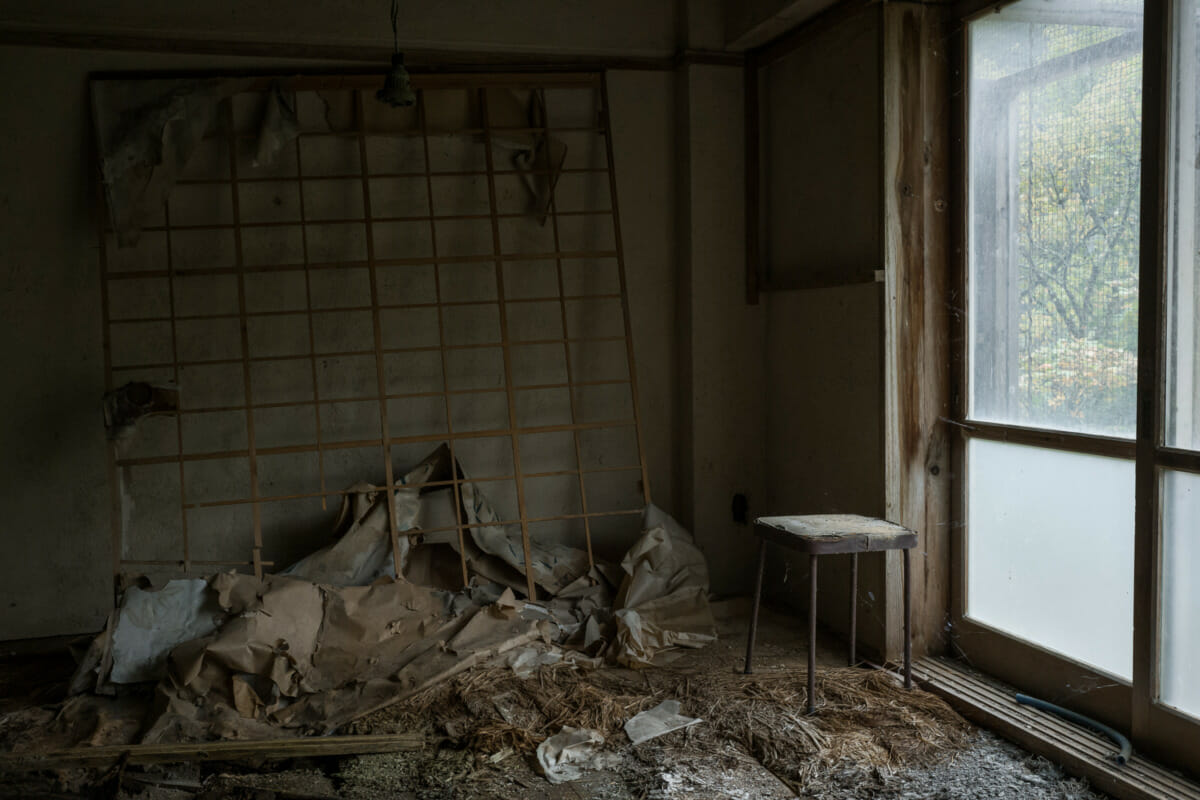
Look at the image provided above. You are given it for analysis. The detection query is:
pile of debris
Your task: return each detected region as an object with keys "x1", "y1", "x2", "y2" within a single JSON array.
[
  {"x1": 57, "y1": 444, "x2": 719, "y2": 748},
  {"x1": 0, "y1": 444, "x2": 983, "y2": 796}
]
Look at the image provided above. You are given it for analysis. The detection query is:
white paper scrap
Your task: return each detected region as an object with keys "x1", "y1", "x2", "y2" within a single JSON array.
[{"x1": 623, "y1": 699, "x2": 701, "y2": 745}]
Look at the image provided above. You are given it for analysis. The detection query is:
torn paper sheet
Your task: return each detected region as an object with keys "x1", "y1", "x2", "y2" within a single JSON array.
[
  {"x1": 609, "y1": 506, "x2": 717, "y2": 668},
  {"x1": 461, "y1": 475, "x2": 591, "y2": 595},
  {"x1": 107, "y1": 579, "x2": 224, "y2": 684},
  {"x1": 536, "y1": 726, "x2": 618, "y2": 784},
  {"x1": 624, "y1": 699, "x2": 701, "y2": 745},
  {"x1": 612, "y1": 586, "x2": 716, "y2": 668},
  {"x1": 617, "y1": 507, "x2": 711, "y2": 608},
  {"x1": 268, "y1": 594, "x2": 545, "y2": 735},
  {"x1": 91, "y1": 78, "x2": 252, "y2": 245},
  {"x1": 254, "y1": 82, "x2": 299, "y2": 167},
  {"x1": 140, "y1": 577, "x2": 545, "y2": 741},
  {"x1": 180, "y1": 574, "x2": 325, "y2": 699},
  {"x1": 505, "y1": 645, "x2": 563, "y2": 679},
  {"x1": 103, "y1": 382, "x2": 179, "y2": 440},
  {"x1": 488, "y1": 89, "x2": 568, "y2": 224},
  {"x1": 68, "y1": 612, "x2": 115, "y2": 697},
  {"x1": 282, "y1": 445, "x2": 450, "y2": 585},
  {"x1": 281, "y1": 442, "x2": 593, "y2": 598},
  {"x1": 279, "y1": 482, "x2": 402, "y2": 585}
]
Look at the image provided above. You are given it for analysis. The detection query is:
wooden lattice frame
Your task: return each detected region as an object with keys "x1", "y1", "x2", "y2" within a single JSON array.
[{"x1": 97, "y1": 72, "x2": 650, "y2": 600}]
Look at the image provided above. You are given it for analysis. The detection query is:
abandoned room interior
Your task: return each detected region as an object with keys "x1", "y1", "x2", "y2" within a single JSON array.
[{"x1": 1, "y1": 0, "x2": 1199, "y2": 797}]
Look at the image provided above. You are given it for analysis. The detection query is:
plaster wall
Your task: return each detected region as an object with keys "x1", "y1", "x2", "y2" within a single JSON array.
[
  {"x1": 764, "y1": 285, "x2": 886, "y2": 653},
  {"x1": 763, "y1": 7, "x2": 880, "y2": 287},
  {"x1": 757, "y1": 7, "x2": 889, "y2": 656},
  {"x1": 680, "y1": 63, "x2": 768, "y2": 596}
]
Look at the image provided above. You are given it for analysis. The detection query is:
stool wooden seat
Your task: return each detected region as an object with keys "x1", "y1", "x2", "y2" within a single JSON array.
[{"x1": 743, "y1": 514, "x2": 917, "y2": 713}]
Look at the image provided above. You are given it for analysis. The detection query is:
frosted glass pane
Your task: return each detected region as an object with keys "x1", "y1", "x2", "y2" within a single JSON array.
[
  {"x1": 967, "y1": 439, "x2": 1134, "y2": 678},
  {"x1": 1161, "y1": 470, "x2": 1200, "y2": 718},
  {"x1": 967, "y1": 1, "x2": 1142, "y2": 437}
]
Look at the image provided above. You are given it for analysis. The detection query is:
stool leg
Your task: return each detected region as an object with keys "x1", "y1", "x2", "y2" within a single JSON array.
[
  {"x1": 903, "y1": 547, "x2": 912, "y2": 689},
  {"x1": 808, "y1": 554, "x2": 818, "y2": 714},
  {"x1": 848, "y1": 552, "x2": 858, "y2": 667},
  {"x1": 743, "y1": 539, "x2": 767, "y2": 675}
]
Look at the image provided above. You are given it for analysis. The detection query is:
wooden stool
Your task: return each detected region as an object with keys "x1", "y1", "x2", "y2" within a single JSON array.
[{"x1": 742, "y1": 514, "x2": 918, "y2": 713}]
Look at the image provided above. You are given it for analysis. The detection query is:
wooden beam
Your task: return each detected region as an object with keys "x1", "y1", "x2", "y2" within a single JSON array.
[
  {"x1": 962, "y1": 421, "x2": 1137, "y2": 459},
  {"x1": 882, "y1": 2, "x2": 953, "y2": 661},
  {"x1": 0, "y1": 26, "x2": 742, "y2": 72}
]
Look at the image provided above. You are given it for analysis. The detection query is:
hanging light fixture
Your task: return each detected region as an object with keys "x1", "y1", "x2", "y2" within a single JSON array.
[{"x1": 376, "y1": 0, "x2": 416, "y2": 108}]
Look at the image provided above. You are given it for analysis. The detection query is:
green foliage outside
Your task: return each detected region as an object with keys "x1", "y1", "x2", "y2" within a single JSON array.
[{"x1": 975, "y1": 20, "x2": 1143, "y2": 435}]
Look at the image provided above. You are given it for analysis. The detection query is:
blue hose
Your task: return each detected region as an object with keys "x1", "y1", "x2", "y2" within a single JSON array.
[{"x1": 1015, "y1": 693, "x2": 1131, "y2": 765}]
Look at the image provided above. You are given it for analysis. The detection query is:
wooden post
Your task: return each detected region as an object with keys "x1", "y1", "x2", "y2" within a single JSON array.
[{"x1": 882, "y1": 1, "x2": 952, "y2": 661}]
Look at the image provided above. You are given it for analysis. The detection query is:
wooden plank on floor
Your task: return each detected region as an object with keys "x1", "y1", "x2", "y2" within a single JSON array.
[{"x1": 0, "y1": 732, "x2": 426, "y2": 769}]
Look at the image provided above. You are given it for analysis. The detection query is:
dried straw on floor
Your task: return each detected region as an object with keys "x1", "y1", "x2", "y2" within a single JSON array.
[
  {"x1": 352, "y1": 662, "x2": 972, "y2": 789},
  {"x1": 681, "y1": 667, "x2": 973, "y2": 786},
  {"x1": 377, "y1": 662, "x2": 664, "y2": 752}
]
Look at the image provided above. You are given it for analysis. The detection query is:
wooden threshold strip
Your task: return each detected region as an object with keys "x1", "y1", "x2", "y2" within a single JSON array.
[
  {"x1": 0, "y1": 732, "x2": 425, "y2": 769},
  {"x1": 913, "y1": 657, "x2": 1200, "y2": 800}
]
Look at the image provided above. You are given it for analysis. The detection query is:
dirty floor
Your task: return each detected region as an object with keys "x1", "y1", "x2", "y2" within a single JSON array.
[{"x1": 0, "y1": 604, "x2": 1110, "y2": 800}]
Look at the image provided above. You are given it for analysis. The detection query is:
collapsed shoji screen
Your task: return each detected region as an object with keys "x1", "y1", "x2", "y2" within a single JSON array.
[{"x1": 98, "y1": 73, "x2": 649, "y2": 599}]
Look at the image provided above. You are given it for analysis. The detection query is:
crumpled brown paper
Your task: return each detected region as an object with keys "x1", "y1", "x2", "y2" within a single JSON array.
[
  {"x1": 71, "y1": 440, "x2": 718, "y2": 743},
  {"x1": 138, "y1": 577, "x2": 548, "y2": 742},
  {"x1": 282, "y1": 446, "x2": 450, "y2": 586},
  {"x1": 91, "y1": 78, "x2": 253, "y2": 245},
  {"x1": 609, "y1": 507, "x2": 717, "y2": 668}
]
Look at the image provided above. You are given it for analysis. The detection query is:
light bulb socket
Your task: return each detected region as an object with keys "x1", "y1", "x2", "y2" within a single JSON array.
[{"x1": 376, "y1": 52, "x2": 416, "y2": 108}]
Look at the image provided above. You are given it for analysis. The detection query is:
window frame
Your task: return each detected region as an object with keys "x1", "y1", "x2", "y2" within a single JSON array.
[{"x1": 949, "y1": 0, "x2": 1200, "y2": 771}]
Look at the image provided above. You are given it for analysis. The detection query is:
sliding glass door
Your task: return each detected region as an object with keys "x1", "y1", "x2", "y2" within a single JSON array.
[{"x1": 956, "y1": 0, "x2": 1200, "y2": 766}]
